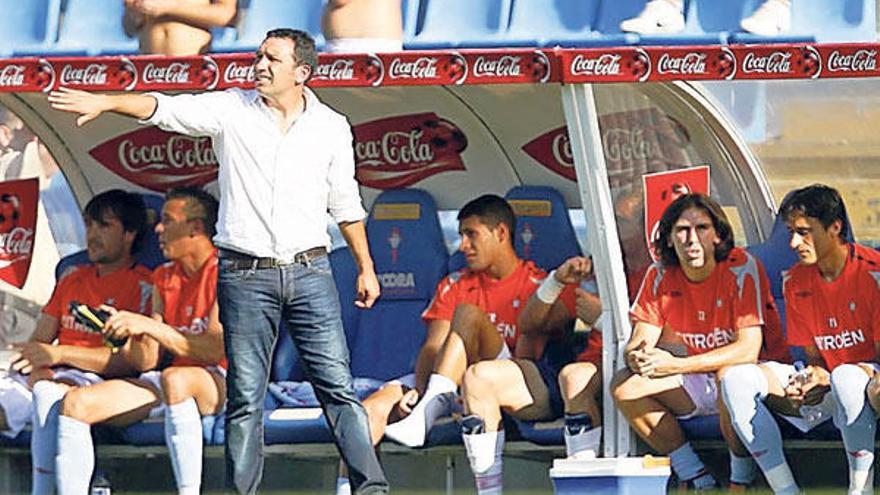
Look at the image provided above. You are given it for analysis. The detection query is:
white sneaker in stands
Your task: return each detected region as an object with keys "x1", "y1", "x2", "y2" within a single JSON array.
[
  {"x1": 620, "y1": 0, "x2": 685, "y2": 34},
  {"x1": 740, "y1": 0, "x2": 791, "y2": 36}
]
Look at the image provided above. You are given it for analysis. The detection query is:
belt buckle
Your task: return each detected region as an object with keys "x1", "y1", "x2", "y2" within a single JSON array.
[{"x1": 294, "y1": 250, "x2": 310, "y2": 265}]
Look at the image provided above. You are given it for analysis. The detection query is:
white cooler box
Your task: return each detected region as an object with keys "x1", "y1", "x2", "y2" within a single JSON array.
[{"x1": 550, "y1": 456, "x2": 670, "y2": 495}]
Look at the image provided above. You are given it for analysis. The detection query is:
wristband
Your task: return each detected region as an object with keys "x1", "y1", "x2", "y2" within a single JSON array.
[{"x1": 536, "y1": 270, "x2": 566, "y2": 304}]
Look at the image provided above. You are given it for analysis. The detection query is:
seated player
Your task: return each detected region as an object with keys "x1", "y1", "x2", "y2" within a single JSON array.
[
  {"x1": 4, "y1": 190, "x2": 153, "y2": 495},
  {"x1": 611, "y1": 193, "x2": 784, "y2": 490},
  {"x1": 51, "y1": 187, "x2": 222, "y2": 495},
  {"x1": 722, "y1": 184, "x2": 879, "y2": 495},
  {"x1": 459, "y1": 256, "x2": 601, "y2": 494}
]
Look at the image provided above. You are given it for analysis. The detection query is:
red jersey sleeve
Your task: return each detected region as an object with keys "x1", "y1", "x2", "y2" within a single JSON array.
[
  {"x1": 783, "y1": 269, "x2": 814, "y2": 347},
  {"x1": 421, "y1": 272, "x2": 463, "y2": 322},
  {"x1": 729, "y1": 256, "x2": 765, "y2": 331},
  {"x1": 630, "y1": 264, "x2": 664, "y2": 327},
  {"x1": 42, "y1": 269, "x2": 76, "y2": 319}
]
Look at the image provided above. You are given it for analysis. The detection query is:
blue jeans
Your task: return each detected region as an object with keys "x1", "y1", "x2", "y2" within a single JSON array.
[{"x1": 218, "y1": 254, "x2": 388, "y2": 495}]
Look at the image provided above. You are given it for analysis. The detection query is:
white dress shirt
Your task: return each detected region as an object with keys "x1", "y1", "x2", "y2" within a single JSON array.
[{"x1": 144, "y1": 87, "x2": 366, "y2": 260}]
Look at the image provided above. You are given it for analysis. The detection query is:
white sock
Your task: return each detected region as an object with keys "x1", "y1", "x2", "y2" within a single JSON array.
[
  {"x1": 383, "y1": 373, "x2": 456, "y2": 447},
  {"x1": 56, "y1": 415, "x2": 93, "y2": 495},
  {"x1": 31, "y1": 381, "x2": 67, "y2": 495},
  {"x1": 729, "y1": 452, "x2": 757, "y2": 485},
  {"x1": 463, "y1": 429, "x2": 505, "y2": 495},
  {"x1": 335, "y1": 476, "x2": 351, "y2": 495},
  {"x1": 165, "y1": 398, "x2": 202, "y2": 495},
  {"x1": 669, "y1": 442, "x2": 715, "y2": 488},
  {"x1": 764, "y1": 464, "x2": 800, "y2": 495},
  {"x1": 564, "y1": 426, "x2": 601, "y2": 459}
]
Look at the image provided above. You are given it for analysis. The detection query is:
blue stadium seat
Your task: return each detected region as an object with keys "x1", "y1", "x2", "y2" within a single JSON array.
[
  {"x1": 232, "y1": 0, "x2": 325, "y2": 52},
  {"x1": 504, "y1": 0, "x2": 598, "y2": 47},
  {"x1": 53, "y1": 0, "x2": 138, "y2": 55},
  {"x1": 505, "y1": 186, "x2": 583, "y2": 272},
  {"x1": 500, "y1": 186, "x2": 585, "y2": 445},
  {"x1": 401, "y1": 0, "x2": 421, "y2": 46},
  {"x1": 350, "y1": 188, "x2": 448, "y2": 381},
  {"x1": 730, "y1": 0, "x2": 874, "y2": 43},
  {"x1": 789, "y1": 0, "x2": 875, "y2": 43},
  {"x1": 406, "y1": 0, "x2": 512, "y2": 49},
  {"x1": 265, "y1": 188, "x2": 449, "y2": 445},
  {"x1": 1, "y1": 0, "x2": 61, "y2": 56}
]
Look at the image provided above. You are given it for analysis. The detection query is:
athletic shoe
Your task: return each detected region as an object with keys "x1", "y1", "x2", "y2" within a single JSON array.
[
  {"x1": 740, "y1": 0, "x2": 791, "y2": 36},
  {"x1": 620, "y1": 0, "x2": 686, "y2": 34}
]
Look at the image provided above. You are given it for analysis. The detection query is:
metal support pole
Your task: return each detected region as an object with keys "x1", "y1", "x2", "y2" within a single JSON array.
[{"x1": 561, "y1": 82, "x2": 635, "y2": 457}]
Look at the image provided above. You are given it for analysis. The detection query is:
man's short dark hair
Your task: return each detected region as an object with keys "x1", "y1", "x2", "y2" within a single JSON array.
[
  {"x1": 778, "y1": 184, "x2": 850, "y2": 240},
  {"x1": 653, "y1": 193, "x2": 734, "y2": 267},
  {"x1": 458, "y1": 194, "x2": 516, "y2": 246},
  {"x1": 84, "y1": 190, "x2": 147, "y2": 255},
  {"x1": 265, "y1": 28, "x2": 318, "y2": 81},
  {"x1": 166, "y1": 186, "x2": 219, "y2": 239}
]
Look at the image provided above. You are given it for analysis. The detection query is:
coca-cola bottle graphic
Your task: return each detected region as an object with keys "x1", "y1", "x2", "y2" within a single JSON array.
[
  {"x1": 0, "y1": 193, "x2": 20, "y2": 233},
  {"x1": 418, "y1": 118, "x2": 467, "y2": 154}
]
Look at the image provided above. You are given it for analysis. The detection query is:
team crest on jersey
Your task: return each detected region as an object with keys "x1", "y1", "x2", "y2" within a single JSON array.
[
  {"x1": 697, "y1": 311, "x2": 706, "y2": 321},
  {"x1": 513, "y1": 298, "x2": 520, "y2": 309},
  {"x1": 850, "y1": 301, "x2": 857, "y2": 312},
  {"x1": 105, "y1": 298, "x2": 115, "y2": 306},
  {"x1": 828, "y1": 317, "x2": 838, "y2": 329},
  {"x1": 186, "y1": 306, "x2": 194, "y2": 317}
]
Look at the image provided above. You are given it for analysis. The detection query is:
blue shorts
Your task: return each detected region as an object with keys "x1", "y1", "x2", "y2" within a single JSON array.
[{"x1": 535, "y1": 356, "x2": 564, "y2": 418}]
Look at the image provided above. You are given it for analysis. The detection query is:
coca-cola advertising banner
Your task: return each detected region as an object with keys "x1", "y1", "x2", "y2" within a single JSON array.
[
  {"x1": 0, "y1": 44, "x2": 879, "y2": 92},
  {"x1": 88, "y1": 126, "x2": 218, "y2": 192},
  {"x1": 521, "y1": 108, "x2": 694, "y2": 190},
  {"x1": 643, "y1": 166, "x2": 710, "y2": 261},
  {"x1": 0, "y1": 178, "x2": 38, "y2": 289},
  {"x1": 352, "y1": 112, "x2": 468, "y2": 189}
]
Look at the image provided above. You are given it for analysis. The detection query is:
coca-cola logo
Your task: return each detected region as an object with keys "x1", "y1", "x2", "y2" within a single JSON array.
[
  {"x1": 827, "y1": 49, "x2": 877, "y2": 73},
  {"x1": 657, "y1": 53, "x2": 707, "y2": 75},
  {"x1": 0, "y1": 178, "x2": 37, "y2": 289},
  {"x1": 142, "y1": 62, "x2": 191, "y2": 84},
  {"x1": 0, "y1": 227, "x2": 33, "y2": 258},
  {"x1": 0, "y1": 65, "x2": 25, "y2": 87},
  {"x1": 314, "y1": 59, "x2": 356, "y2": 81},
  {"x1": 60, "y1": 63, "x2": 108, "y2": 85},
  {"x1": 223, "y1": 61, "x2": 255, "y2": 84},
  {"x1": 389, "y1": 57, "x2": 438, "y2": 79},
  {"x1": 353, "y1": 112, "x2": 467, "y2": 189},
  {"x1": 742, "y1": 51, "x2": 792, "y2": 74},
  {"x1": 522, "y1": 109, "x2": 692, "y2": 183},
  {"x1": 472, "y1": 55, "x2": 522, "y2": 78},
  {"x1": 89, "y1": 127, "x2": 218, "y2": 192},
  {"x1": 570, "y1": 54, "x2": 621, "y2": 76}
]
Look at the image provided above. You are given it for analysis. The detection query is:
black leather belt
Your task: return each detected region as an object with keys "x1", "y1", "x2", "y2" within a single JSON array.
[{"x1": 218, "y1": 247, "x2": 327, "y2": 270}]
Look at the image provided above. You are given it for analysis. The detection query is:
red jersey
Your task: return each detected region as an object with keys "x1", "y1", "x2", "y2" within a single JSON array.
[
  {"x1": 575, "y1": 266, "x2": 651, "y2": 365},
  {"x1": 43, "y1": 264, "x2": 153, "y2": 347},
  {"x1": 630, "y1": 247, "x2": 786, "y2": 360},
  {"x1": 423, "y1": 259, "x2": 574, "y2": 351},
  {"x1": 784, "y1": 243, "x2": 880, "y2": 370},
  {"x1": 153, "y1": 252, "x2": 224, "y2": 368}
]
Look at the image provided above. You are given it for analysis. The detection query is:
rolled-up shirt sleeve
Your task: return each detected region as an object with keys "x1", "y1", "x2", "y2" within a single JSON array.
[
  {"x1": 140, "y1": 91, "x2": 229, "y2": 137},
  {"x1": 327, "y1": 122, "x2": 367, "y2": 223}
]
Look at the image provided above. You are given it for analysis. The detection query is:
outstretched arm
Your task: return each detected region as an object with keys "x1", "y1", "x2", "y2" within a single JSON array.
[{"x1": 48, "y1": 88, "x2": 157, "y2": 126}]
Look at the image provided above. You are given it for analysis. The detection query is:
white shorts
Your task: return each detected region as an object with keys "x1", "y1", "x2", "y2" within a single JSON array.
[
  {"x1": 51, "y1": 367, "x2": 105, "y2": 387},
  {"x1": 675, "y1": 373, "x2": 718, "y2": 420},
  {"x1": 384, "y1": 373, "x2": 417, "y2": 390},
  {"x1": 0, "y1": 371, "x2": 32, "y2": 438},
  {"x1": 762, "y1": 361, "x2": 876, "y2": 433},
  {"x1": 324, "y1": 38, "x2": 402, "y2": 54},
  {"x1": 138, "y1": 366, "x2": 226, "y2": 419}
]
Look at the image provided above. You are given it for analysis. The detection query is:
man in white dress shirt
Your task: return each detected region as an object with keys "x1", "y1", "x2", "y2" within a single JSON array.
[{"x1": 48, "y1": 28, "x2": 387, "y2": 495}]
